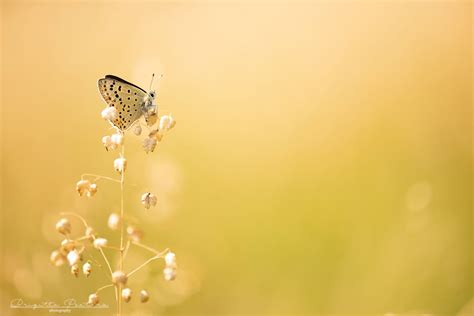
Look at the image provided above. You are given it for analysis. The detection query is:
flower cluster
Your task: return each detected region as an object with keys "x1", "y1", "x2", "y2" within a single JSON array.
[
  {"x1": 50, "y1": 95, "x2": 178, "y2": 315},
  {"x1": 100, "y1": 108, "x2": 176, "y2": 154},
  {"x1": 51, "y1": 211, "x2": 176, "y2": 308},
  {"x1": 142, "y1": 114, "x2": 176, "y2": 154}
]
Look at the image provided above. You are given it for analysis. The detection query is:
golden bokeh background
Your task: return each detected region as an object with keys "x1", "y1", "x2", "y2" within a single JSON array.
[{"x1": 1, "y1": 1, "x2": 472, "y2": 315}]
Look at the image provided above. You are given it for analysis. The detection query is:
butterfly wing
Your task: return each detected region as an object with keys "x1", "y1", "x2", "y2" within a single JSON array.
[{"x1": 98, "y1": 75, "x2": 148, "y2": 131}]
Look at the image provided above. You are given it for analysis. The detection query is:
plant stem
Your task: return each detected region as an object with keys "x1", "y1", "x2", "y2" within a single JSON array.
[
  {"x1": 81, "y1": 173, "x2": 121, "y2": 183},
  {"x1": 123, "y1": 240, "x2": 131, "y2": 261},
  {"x1": 118, "y1": 144, "x2": 125, "y2": 316},
  {"x1": 60, "y1": 212, "x2": 89, "y2": 228},
  {"x1": 131, "y1": 241, "x2": 166, "y2": 255},
  {"x1": 126, "y1": 248, "x2": 169, "y2": 277},
  {"x1": 95, "y1": 284, "x2": 114, "y2": 294}
]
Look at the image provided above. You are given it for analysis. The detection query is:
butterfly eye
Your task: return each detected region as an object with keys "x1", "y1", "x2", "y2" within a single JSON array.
[{"x1": 150, "y1": 92, "x2": 155, "y2": 98}]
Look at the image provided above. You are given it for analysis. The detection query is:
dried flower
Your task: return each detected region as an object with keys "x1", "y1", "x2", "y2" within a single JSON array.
[
  {"x1": 145, "y1": 112, "x2": 158, "y2": 126},
  {"x1": 159, "y1": 115, "x2": 176, "y2": 132},
  {"x1": 165, "y1": 252, "x2": 176, "y2": 267},
  {"x1": 88, "y1": 293, "x2": 99, "y2": 306},
  {"x1": 114, "y1": 157, "x2": 127, "y2": 174},
  {"x1": 102, "y1": 135, "x2": 117, "y2": 151},
  {"x1": 61, "y1": 239, "x2": 76, "y2": 251},
  {"x1": 101, "y1": 107, "x2": 118, "y2": 121},
  {"x1": 56, "y1": 218, "x2": 71, "y2": 235},
  {"x1": 111, "y1": 133, "x2": 124, "y2": 145},
  {"x1": 122, "y1": 288, "x2": 132, "y2": 303},
  {"x1": 83, "y1": 262, "x2": 92, "y2": 277},
  {"x1": 67, "y1": 250, "x2": 80, "y2": 266},
  {"x1": 142, "y1": 137, "x2": 157, "y2": 153},
  {"x1": 148, "y1": 128, "x2": 163, "y2": 140},
  {"x1": 112, "y1": 270, "x2": 128, "y2": 285},
  {"x1": 76, "y1": 180, "x2": 98, "y2": 198},
  {"x1": 71, "y1": 264, "x2": 80, "y2": 277},
  {"x1": 87, "y1": 183, "x2": 98, "y2": 197},
  {"x1": 50, "y1": 250, "x2": 66, "y2": 267},
  {"x1": 76, "y1": 179, "x2": 90, "y2": 196},
  {"x1": 139, "y1": 290, "x2": 149, "y2": 303},
  {"x1": 163, "y1": 266, "x2": 176, "y2": 281},
  {"x1": 141, "y1": 193, "x2": 157, "y2": 209},
  {"x1": 93, "y1": 238, "x2": 108, "y2": 249},
  {"x1": 85, "y1": 226, "x2": 95, "y2": 241},
  {"x1": 126, "y1": 225, "x2": 144, "y2": 242},
  {"x1": 133, "y1": 124, "x2": 142, "y2": 136},
  {"x1": 107, "y1": 213, "x2": 120, "y2": 230}
]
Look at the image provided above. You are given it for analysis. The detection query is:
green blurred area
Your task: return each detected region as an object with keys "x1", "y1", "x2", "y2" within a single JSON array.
[{"x1": 1, "y1": 1, "x2": 472, "y2": 315}]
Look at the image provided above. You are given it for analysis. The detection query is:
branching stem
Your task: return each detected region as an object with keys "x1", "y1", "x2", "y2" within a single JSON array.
[
  {"x1": 95, "y1": 284, "x2": 114, "y2": 294},
  {"x1": 81, "y1": 173, "x2": 121, "y2": 183}
]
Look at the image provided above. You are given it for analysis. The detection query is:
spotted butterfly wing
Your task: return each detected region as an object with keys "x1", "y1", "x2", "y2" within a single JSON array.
[{"x1": 98, "y1": 75, "x2": 147, "y2": 131}]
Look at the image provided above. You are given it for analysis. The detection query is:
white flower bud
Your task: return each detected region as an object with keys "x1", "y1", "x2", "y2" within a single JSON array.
[
  {"x1": 71, "y1": 264, "x2": 80, "y2": 277},
  {"x1": 102, "y1": 135, "x2": 117, "y2": 151},
  {"x1": 111, "y1": 133, "x2": 124, "y2": 145},
  {"x1": 122, "y1": 288, "x2": 132, "y2": 303},
  {"x1": 67, "y1": 250, "x2": 80, "y2": 266},
  {"x1": 112, "y1": 271, "x2": 128, "y2": 285},
  {"x1": 56, "y1": 218, "x2": 71, "y2": 235},
  {"x1": 101, "y1": 107, "x2": 118, "y2": 121},
  {"x1": 165, "y1": 252, "x2": 176, "y2": 267},
  {"x1": 93, "y1": 238, "x2": 108, "y2": 249},
  {"x1": 159, "y1": 115, "x2": 176, "y2": 132},
  {"x1": 133, "y1": 125, "x2": 142, "y2": 136},
  {"x1": 86, "y1": 183, "x2": 98, "y2": 198},
  {"x1": 163, "y1": 266, "x2": 177, "y2": 281},
  {"x1": 50, "y1": 250, "x2": 66, "y2": 267},
  {"x1": 143, "y1": 137, "x2": 157, "y2": 153},
  {"x1": 114, "y1": 157, "x2": 127, "y2": 174},
  {"x1": 139, "y1": 289, "x2": 149, "y2": 303},
  {"x1": 83, "y1": 262, "x2": 92, "y2": 277},
  {"x1": 107, "y1": 213, "x2": 120, "y2": 230},
  {"x1": 88, "y1": 293, "x2": 99, "y2": 306},
  {"x1": 141, "y1": 192, "x2": 157, "y2": 209}
]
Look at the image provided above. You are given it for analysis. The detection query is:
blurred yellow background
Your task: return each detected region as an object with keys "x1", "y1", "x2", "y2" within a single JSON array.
[{"x1": 1, "y1": 1, "x2": 472, "y2": 315}]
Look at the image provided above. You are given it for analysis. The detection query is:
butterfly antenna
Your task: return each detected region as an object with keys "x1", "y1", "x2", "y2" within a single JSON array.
[{"x1": 149, "y1": 73, "x2": 155, "y2": 90}]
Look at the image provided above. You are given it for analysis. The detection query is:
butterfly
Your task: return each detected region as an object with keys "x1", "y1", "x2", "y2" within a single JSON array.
[{"x1": 98, "y1": 75, "x2": 157, "y2": 131}]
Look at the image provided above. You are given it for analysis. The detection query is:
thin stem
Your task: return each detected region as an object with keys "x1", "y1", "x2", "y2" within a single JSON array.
[
  {"x1": 95, "y1": 284, "x2": 114, "y2": 294},
  {"x1": 131, "y1": 241, "x2": 162, "y2": 255},
  {"x1": 101, "y1": 245, "x2": 122, "y2": 251},
  {"x1": 74, "y1": 235, "x2": 90, "y2": 242},
  {"x1": 81, "y1": 173, "x2": 121, "y2": 183},
  {"x1": 122, "y1": 240, "x2": 131, "y2": 261},
  {"x1": 118, "y1": 144, "x2": 125, "y2": 316},
  {"x1": 96, "y1": 245, "x2": 114, "y2": 277},
  {"x1": 115, "y1": 286, "x2": 119, "y2": 315},
  {"x1": 60, "y1": 212, "x2": 89, "y2": 228},
  {"x1": 126, "y1": 248, "x2": 169, "y2": 278}
]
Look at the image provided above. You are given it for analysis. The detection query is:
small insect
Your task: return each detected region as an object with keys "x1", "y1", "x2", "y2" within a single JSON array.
[{"x1": 98, "y1": 74, "x2": 158, "y2": 131}]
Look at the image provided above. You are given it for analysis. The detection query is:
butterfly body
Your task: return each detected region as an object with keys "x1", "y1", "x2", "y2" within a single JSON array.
[{"x1": 98, "y1": 75, "x2": 156, "y2": 131}]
